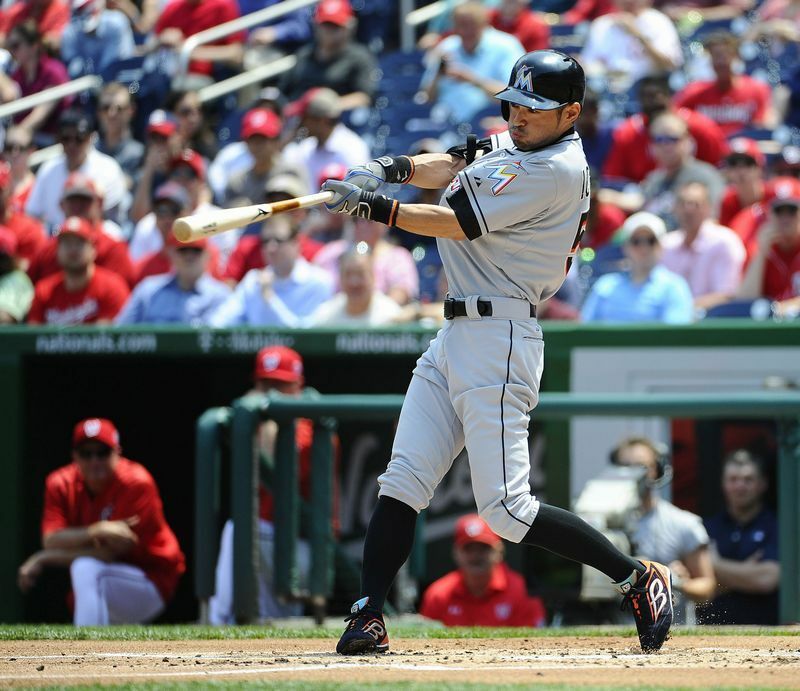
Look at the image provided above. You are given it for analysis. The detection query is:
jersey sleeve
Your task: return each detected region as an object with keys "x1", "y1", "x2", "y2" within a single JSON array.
[
  {"x1": 445, "y1": 158, "x2": 557, "y2": 240},
  {"x1": 41, "y1": 473, "x2": 70, "y2": 537}
]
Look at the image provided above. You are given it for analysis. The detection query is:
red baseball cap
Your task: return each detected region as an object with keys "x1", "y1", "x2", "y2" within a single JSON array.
[
  {"x1": 241, "y1": 108, "x2": 282, "y2": 139},
  {"x1": 72, "y1": 417, "x2": 120, "y2": 449},
  {"x1": 0, "y1": 225, "x2": 18, "y2": 256},
  {"x1": 317, "y1": 162, "x2": 348, "y2": 190},
  {"x1": 254, "y1": 345, "x2": 304, "y2": 383},
  {"x1": 147, "y1": 109, "x2": 177, "y2": 137},
  {"x1": 454, "y1": 514, "x2": 501, "y2": 547},
  {"x1": 57, "y1": 216, "x2": 95, "y2": 243},
  {"x1": 315, "y1": 0, "x2": 353, "y2": 26},
  {"x1": 62, "y1": 171, "x2": 101, "y2": 200},
  {"x1": 166, "y1": 231, "x2": 208, "y2": 250},
  {"x1": 170, "y1": 149, "x2": 206, "y2": 181},
  {"x1": 725, "y1": 137, "x2": 766, "y2": 168}
]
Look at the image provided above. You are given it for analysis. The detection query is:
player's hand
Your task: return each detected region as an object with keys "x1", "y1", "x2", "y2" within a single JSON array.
[
  {"x1": 89, "y1": 519, "x2": 139, "y2": 554},
  {"x1": 322, "y1": 179, "x2": 365, "y2": 215},
  {"x1": 18, "y1": 552, "x2": 45, "y2": 593},
  {"x1": 343, "y1": 162, "x2": 386, "y2": 192}
]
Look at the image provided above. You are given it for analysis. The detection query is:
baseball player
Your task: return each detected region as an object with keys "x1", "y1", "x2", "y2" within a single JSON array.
[{"x1": 321, "y1": 50, "x2": 674, "y2": 655}]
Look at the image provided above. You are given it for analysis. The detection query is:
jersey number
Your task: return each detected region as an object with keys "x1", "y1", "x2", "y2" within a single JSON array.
[{"x1": 565, "y1": 210, "x2": 589, "y2": 274}]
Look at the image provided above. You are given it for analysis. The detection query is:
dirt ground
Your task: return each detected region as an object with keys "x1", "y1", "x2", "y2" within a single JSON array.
[{"x1": 1, "y1": 635, "x2": 799, "y2": 688}]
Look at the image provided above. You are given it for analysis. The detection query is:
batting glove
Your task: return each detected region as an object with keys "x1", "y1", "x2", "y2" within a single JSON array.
[
  {"x1": 321, "y1": 179, "x2": 400, "y2": 226},
  {"x1": 343, "y1": 161, "x2": 386, "y2": 192}
]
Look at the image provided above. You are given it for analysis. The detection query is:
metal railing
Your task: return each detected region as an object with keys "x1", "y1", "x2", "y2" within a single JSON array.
[
  {"x1": 177, "y1": 0, "x2": 318, "y2": 79},
  {"x1": 0, "y1": 75, "x2": 101, "y2": 121},
  {"x1": 196, "y1": 390, "x2": 800, "y2": 624},
  {"x1": 197, "y1": 55, "x2": 296, "y2": 104}
]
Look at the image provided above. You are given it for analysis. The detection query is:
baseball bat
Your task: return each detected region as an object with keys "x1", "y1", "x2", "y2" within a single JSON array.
[{"x1": 172, "y1": 191, "x2": 335, "y2": 242}]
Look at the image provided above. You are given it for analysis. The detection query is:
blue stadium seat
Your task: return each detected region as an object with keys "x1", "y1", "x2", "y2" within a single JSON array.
[{"x1": 703, "y1": 300, "x2": 761, "y2": 319}]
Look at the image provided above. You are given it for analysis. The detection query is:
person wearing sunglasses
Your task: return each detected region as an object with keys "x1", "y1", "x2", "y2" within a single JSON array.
[
  {"x1": 639, "y1": 112, "x2": 725, "y2": 232},
  {"x1": 581, "y1": 211, "x2": 694, "y2": 323},
  {"x1": 94, "y1": 82, "x2": 143, "y2": 186},
  {"x1": 737, "y1": 192, "x2": 800, "y2": 318},
  {"x1": 0, "y1": 20, "x2": 70, "y2": 143},
  {"x1": 17, "y1": 417, "x2": 185, "y2": 625}
]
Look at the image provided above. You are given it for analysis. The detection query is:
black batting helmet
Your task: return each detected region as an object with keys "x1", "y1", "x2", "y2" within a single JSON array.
[{"x1": 496, "y1": 50, "x2": 585, "y2": 121}]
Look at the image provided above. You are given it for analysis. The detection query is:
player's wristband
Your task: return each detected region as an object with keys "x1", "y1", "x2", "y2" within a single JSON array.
[
  {"x1": 374, "y1": 155, "x2": 415, "y2": 184},
  {"x1": 360, "y1": 191, "x2": 400, "y2": 226}
]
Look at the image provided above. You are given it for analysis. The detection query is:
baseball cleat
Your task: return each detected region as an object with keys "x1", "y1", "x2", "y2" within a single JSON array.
[
  {"x1": 620, "y1": 560, "x2": 673, "y2": 653},
  {"x1": 336, "y1": 596, "x2": 389, "y2": 655}
]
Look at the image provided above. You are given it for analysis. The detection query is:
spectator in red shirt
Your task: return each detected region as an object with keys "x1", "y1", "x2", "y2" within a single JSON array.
[
  {"x1": 224, "y1": 174, "x2": 322, "y2": 284},
  {"x1": 489, "y1": 0, "x2": 549, "y2": 52},
  {"x1": 153, "y1": 0, "x2": 246, "y2": 80},
  {"x1": 27, "y1": 173, "x2": 135, "y2": 286},
  {"x1": 603, "y1": 73, "x2": 729, "y2": 184},
  {"x1": 563, "y1": 0, "x2": 616, "y2": 24},
  {"x1": 17, "y1": 417, "x2": 185, "y2": 625},
  {"x1": 0, "y1": 20, "x2": 70, "y2": 142},
  {"x1": 738, "y1": 193, "x2": 800, "y2": 317},
  {"x1": 209, "y1": 346, "x2": 339, "y2": 623},
  {"x1": 2, "y1": 126, "x2": 37, "y2": 215},
  {"x1": 719, "y1": 138, "x2": 769, "y2": 228},
  {"x1": 0, "y1": 0, "x2": 70, "y2": 51},
  {"x1": 419, "y1": 514, "x2": 547, "y2": 627},
  {"x1": 0, "y1": 162, "x2": 46, "y2": 273},
  {"x1": 27, "y1": 216, "x2": 129, "y2": 324},
  {"x1": 673, "y1": 33, "x2": 773, "y2": 138}
]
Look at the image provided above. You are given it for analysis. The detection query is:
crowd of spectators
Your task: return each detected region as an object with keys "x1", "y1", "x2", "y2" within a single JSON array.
[{"x1": 0, "y1": 0, "x2": 799, "y2": 327}]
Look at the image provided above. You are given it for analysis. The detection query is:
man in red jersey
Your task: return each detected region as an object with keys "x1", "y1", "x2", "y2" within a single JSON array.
[
  {"x1": 27, "y1": 216, "x2": 129, "y2": 324},
  {"x1": 419, "y1": 514, "x2": 546, "y2": 627},
  {"x1": 603, "y1": 73, "x2": 729, "y2": 184},
  {"x1": 0, "y1": 161, "x2": 45, "y2": 272},
  {"x1": 17, "y1": 418, "x2": 185, "y2": 625},
  {"x1": 489, "y1": 0, "x2": 549, "y2": 52},
  {"x1": 673, "y1": 33, "x2": 773, "y2": 138}
]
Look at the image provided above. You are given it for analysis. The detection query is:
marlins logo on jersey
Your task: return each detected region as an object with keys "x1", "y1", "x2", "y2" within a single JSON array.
[{"x1": 483, "y1": 160, "x2": 525, "y2": 196}]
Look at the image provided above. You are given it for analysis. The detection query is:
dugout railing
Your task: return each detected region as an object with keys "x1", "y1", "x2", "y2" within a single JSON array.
[{"x1": 196, "y1": 390, "x2": 800, "y2": 624}]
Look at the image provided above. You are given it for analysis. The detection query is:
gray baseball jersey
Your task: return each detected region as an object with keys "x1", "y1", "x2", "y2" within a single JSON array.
[{"x1": 439, "y1": 129, "x2": 590, "y2": 304}]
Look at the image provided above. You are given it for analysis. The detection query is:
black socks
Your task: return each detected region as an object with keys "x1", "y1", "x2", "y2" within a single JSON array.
[
  {"x1": 521, "y1": 502, "x2": 644, "y2": 583},
  {"x1": 360, "y1": 496, "x2": 418, "y2": 611}
]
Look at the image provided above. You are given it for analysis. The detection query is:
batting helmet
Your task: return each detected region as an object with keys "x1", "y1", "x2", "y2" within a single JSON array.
[{"x1": 496, "y1": 50, "x2": 585, "y2": 121}]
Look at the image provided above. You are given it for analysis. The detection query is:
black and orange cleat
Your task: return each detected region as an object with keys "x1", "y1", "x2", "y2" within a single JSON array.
[
  {"x1": 620, "y1": 560, "x2": 673, "y2": 653},
  {"x1": 336, "y1": 597, "x2": 389, "y2": 655}
]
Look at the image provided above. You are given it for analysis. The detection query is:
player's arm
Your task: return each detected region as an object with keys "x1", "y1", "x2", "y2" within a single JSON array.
[
  {"x1": 670, "y1": 545, "x2": 716, "y2": 602},
  {"x1": 18, "y1": 546, "x2": 115, "y2": 592},
  {"x1": 712, "y1": 550, "x2": 780, "y2": 594}
]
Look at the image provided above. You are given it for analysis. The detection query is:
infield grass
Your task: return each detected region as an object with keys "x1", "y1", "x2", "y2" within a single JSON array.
[{"x1": 0, "y1": 623, "x2": 798, "y2": 641}]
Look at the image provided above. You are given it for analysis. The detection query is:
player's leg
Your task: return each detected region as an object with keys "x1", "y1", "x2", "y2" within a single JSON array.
[
  {"x1": 71, "y1": 557, "x2": 164, "y2": 625},
  {"x1": 209, "y1": 519, "x2": 235, "y2": 625},
  {"x1": 338, "y1": 346, "x2": 465, "y2": 654}
]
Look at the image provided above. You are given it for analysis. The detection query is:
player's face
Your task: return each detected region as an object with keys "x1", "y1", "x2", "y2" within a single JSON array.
[
  {"x1": 507, "y1": 103, "x2": 580, "y2": 151},
  {"x1": 74, "y1": 442, "x2": 119, "y2": 492},
  {"x1": 254, "y1": 378, "x2": 302, "y2": 395},
  {"x1": 722, "y1": 463, "x2": 766, "y2": 513}
]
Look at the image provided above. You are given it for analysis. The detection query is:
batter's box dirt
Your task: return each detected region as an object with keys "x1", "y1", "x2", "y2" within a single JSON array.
[{"x1": 1, "y1": 635, "x2": 799, "y2": 688}]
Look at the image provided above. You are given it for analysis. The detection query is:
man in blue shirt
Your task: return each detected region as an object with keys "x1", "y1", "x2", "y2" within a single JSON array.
[
  {"x1": 700, "y1": 450, "x2": 780, "y2": 625},
  {"x1": 115, "y1": 234, "x2": 230, "y2": 325},
  {"x1": 61, "y1": 0, "x2": 135, "y2": 78},
  {"x1": 580, "y1": 211, "x2": 694, "y2": 323}
]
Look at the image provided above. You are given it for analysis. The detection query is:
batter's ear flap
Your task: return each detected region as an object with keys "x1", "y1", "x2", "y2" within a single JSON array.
[
  {"x1": 651, "y1": 441, "x2": 673, "y2": 488},
  {"x1": 501, "y1": 100, "x2": 510, "y2": 121}
]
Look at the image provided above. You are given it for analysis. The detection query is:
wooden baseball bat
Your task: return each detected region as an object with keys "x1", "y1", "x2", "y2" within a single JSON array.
[{"x1": 172, "y1": 191, "x2": 335, "y2": 242}]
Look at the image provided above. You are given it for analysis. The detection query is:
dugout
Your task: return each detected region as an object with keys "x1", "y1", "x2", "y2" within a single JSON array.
[{"x1": 2, "y1": 321, "x2": 799, "y2": 624}]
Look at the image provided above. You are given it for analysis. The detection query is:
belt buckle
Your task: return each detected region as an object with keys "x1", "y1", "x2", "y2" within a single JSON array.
[{"x1": 443, "y1": 298, "x2": 455, "y2": 320}]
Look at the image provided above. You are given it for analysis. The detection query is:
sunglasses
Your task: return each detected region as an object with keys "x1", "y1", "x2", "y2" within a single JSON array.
[
  {"x1": 175, "y1": 246, "x2": 204, "y2": 256},
  {"x1": 261, "y1": 236, "x2": 295, "y2": 245},
  {"x1": 628, "y1": 236, "x2": 658, "y2": 247},
  {"x1": 59, "y1": 133, "x2": 89, "y2": 145},
  {"x1": 176, "y1": 107, "x2": 199, "y2": 117},
  {"x1": 99, "y1": 102, "x2": 127, "y2": 113},
  {"x1": 154, "y1": 204, "x2": 180, "y2": 217},
  {"x1": 726, "y1": 156, "x2": 758, "y2": 168},
  {"x1": 170, "y1": 167, "x2": 197, "y2": 181},
  {"x1": 3, "y1": 142, "x2": 29, "y2": 154},
  {"x1": 76, "y1": 446, "x2": 112, "y2": 460},
  {"x1": 651, "y1": 134, "x2": 682, "y2": 144},
  {"x1": 773, "y1": 205, "x2": 799, "y2": 217}
]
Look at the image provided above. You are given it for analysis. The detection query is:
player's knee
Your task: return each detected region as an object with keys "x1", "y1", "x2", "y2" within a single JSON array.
[
  {"x1": 70, "y1": 556, "x2": 103, "y2": 588},
  {"x1": 477, "y1": 502, "x2": 521, "y2": 542},
  {"x1": 377, "y1": 460, "x2": 431, "y2": 512}
]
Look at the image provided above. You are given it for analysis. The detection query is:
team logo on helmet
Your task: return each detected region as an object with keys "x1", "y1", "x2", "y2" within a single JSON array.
[{"x1": 512, "y1": 65, "x2": 534, "y2": 93}]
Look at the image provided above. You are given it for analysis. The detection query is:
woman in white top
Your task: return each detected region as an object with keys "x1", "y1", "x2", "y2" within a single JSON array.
[{"x1": 311, "y1": 249, "x2": 401, "y2": 327}]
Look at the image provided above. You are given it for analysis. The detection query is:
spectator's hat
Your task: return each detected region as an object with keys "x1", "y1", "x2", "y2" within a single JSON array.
[
  {"x1": 454, "y1": 514, "x2": 500, "y2": 547},
  {"x1": 724, "y1": 137, "x2": 765, "y2": 169},
  {"x1": 316, "y1": 162, "x2": 347, "y2": 190},
  {"x1": 314, "y1": 0, "x2": 354, "y2": 26},
  {"x1": 154, "y1": 181, "x2": 191, "y2": 211},
  {"x1": 170, "y1": 149, "x2": 206, "y2": 181},
  {"x1": 617, "y1": 211, "x2": 667, "y2": 243},
  {"x1": 166, "y1": 230, "x2": 208, "y2": 250},
  {"x1": 770, "y1": 180, "x2": 800, "y2": 210},
  {"x1": 265, "y1": 173, "x2": 309, "y2": 200},
  {"x1": 56, "y1": 216, "x2": 95, "y2": 244},
  {"x1": 147, "y1": 109, "x2": 178, "y2": 137},
  {"x1": 255, "y1": 86, "x2": 286, "y2": 113},
  {"x1": 72, "y1": 0, "x2": 103, "y2": 32},
  {"x1": 58, "y1": 109, "x2": 94, "y2": 136},
  {"x1": 62, "y1": 171, "x2": 101, "y2": 200},
  {"x1": 72, "y1": 417, "x2": 120, "y2": 450},
  {"x1": 254, "y1": 345, "x2": 304, "y2": 383},
  {"x1": 0, "y1": 225, "x2": 18, "y2": 257},
  {"x1": 241, "y1": 108, "x2": 282, "y2": 139},
  {"x1": 0, "y1": 162, "x2": 10, "y2": 189},
  {"x1": 286, "y1": 88, "x2": 342, "y2": 120}
]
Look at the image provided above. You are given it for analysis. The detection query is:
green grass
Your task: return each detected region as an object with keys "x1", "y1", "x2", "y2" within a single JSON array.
[{"x1": 1, "y1": 623, "x2": 797, "y2": 641}]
